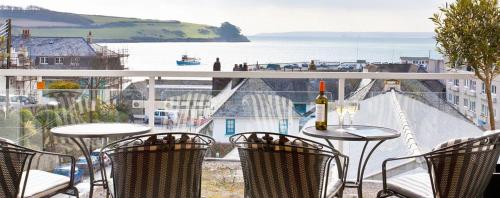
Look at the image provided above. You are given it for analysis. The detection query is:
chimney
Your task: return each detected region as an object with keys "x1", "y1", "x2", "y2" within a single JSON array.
[
  {"x1": 87, "y1": 31, "x2": 93, "y2": 44},
  {"x1": 21, "y1": 29, "x2": 30, "y2": 39}
]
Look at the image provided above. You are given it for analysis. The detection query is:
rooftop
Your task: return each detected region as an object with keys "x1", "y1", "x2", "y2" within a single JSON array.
[{"x1": 12, "y1": 36, "x2": 96, "y2": 57}]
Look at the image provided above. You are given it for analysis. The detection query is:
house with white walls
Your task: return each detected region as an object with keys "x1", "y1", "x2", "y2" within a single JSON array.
[{"x1": 211, "y1": 78, "x2": 302, "y2": 143}]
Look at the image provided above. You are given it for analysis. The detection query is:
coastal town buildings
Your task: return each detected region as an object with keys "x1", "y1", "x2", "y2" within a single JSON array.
[
  {"x1": 400, "y1": 56, "x2": 445, "y2": 73},
  {"x1": 1, "y1": 30, "x2": 127, "y2": 96},
  {"x1": 445, "y1": 68, "x2": 500, "y2": 128}
]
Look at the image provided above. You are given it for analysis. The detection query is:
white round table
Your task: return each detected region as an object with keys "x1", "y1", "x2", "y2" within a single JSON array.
[{"x1": 51, "y1": 123, "x2": 151, "y2": 198}]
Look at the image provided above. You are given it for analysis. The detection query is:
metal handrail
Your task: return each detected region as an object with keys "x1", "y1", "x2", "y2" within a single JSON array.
[
  {"x1": 0, "y1": 69, "x2": 475, "y2": 79},
  {"x1": 0, "y1": 69, "x2": 478, "y2": 129}
]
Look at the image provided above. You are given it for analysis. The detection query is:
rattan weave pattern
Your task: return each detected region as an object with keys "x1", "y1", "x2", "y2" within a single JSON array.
[
  {"x1": 230, "y1": 132, "x2": 347, "y2": 198},
  {"x1": 0, "y1": 149, "x2": 31, "y2": 198},
  {"x1": 428, "y1": 138, "x2": 500, "y2": 198},
  {"x1": 102, "y1": 133, "x2": 215, "y2": 198}
]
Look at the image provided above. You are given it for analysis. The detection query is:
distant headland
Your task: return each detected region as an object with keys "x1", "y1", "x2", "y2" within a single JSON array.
[{"x1": 0, "y1": 5, "x2": 250, "y2": 43}]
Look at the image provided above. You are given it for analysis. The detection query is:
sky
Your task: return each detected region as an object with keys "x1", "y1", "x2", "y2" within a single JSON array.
[{"x1": 6, "y1": 0, "x2": 452, "y2": 35}]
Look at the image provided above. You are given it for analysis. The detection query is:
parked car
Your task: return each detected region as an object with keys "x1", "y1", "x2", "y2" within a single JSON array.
[
  {"x1": 143, "y1": 109, "x2": 178, "y2": 125},
  {"x1": 10, "y1": 95, "x2": 31, "y2": 105},
  {"x1": 266, "y1": 64, "x2": 281, "y2": 70},
  {"x1": 0, "y1": 95, "x2": 22, "y2": 111},
  {"x1": 53, "y1": 164, "x2": 84, "y2": 184},
  {"x1": 284, "y1": 64, "x2": 300, "y2": 69},
  {"x1": 91, "y1": 149, "x2": 111, "y2": 166},
  {"x1": 76, "y1": 156, "x2": 100, "y2": 175}
]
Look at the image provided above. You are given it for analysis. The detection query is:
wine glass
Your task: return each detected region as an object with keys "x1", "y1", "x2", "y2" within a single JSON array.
[
  {"x1": 333, "y1": 100, "x2": 348, "y2": 132},
  {"x1": 346, "y1": 101, "x2": 359, "y2": 130}
]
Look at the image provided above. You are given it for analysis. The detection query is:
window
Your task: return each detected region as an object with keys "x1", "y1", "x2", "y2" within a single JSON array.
[
  {"x1": 279, "y1": 119, "x2": 288, "y2": 134},
  {"x1": 482, "y1": 83, "x2": 486, "y2": 94},
  {"x1": 55, "y1": 57, "x2": 63, "y2": 64},
  {"x1": 464, "y1": 98, "x2": 469, "y2": 108},
  {"x1": 453, "y1": 79, "x2": 460, "y2": 86},
  {"x1": 40, "y1": 57, "x2": 48, "y2": 64},
  {"x1": 470, "y1": 81, "x2": 476, "y2": 90},
  {"x1": 71, "y1": 57, "x2": 80, "y2": 66},
  {"x1": 481, "y1": 104, "x2": 488, "y2": 116},
  {"x1": 447, "y1": 93, "x2": 453, "y2": 102},
  {"x1": 492, "y1": 85, "x2": 497, "y2": 94},
  {"x1": 469, "y1": 101, "x2": 476, "y2": 112},
  {"x1": 225, "y1": 119, "x2": 235, "y2": 135},
  {"x1": 464, "y1": 80, "x2": 469, "y2": 88},
  {"x1": 454, "y1": 95, "x2": 459, "y2": 105}
]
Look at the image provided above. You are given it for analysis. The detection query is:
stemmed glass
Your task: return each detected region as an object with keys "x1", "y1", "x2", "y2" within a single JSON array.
[
  {"x1": 333, "y1": 100, "x2": 348, "y2": 132},
  {"x1": 346, "y1": 100, "x2": 360, "y2": 130}
]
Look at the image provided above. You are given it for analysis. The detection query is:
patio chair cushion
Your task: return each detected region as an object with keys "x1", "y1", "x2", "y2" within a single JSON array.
[
  {"x1": 19, "y1": 170, "x2": 70, "y2": 198},
  {"x1": 245, "y1": 133, "x2": 322, "y2": 153},
  {"x1": 387, "y1": 172, "x2": 433, "y2": 198},
  {"x1": 0, "y1": 137, "x2": 15, "y2": 144},
  {"x1": 325, "y1": 177, "x2": 343, "y2": 197},
  {"x1": 432, "y1": 137, "x2": 474, "y2": 151}
]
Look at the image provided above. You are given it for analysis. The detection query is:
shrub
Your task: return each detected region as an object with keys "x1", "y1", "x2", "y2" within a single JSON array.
[
  {"x1": 48, "y1": 80, "x2": 80, "y2": 90},
  {"x1": 20, "y1": 108, "x2": 34, "y2": 123}
]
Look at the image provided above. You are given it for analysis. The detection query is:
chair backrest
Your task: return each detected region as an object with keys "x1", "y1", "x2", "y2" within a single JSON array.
[
  {"x1": 102, "y1": 133, "x2": 215, "y2": 198},
  {"x1": 0, "y1": 139, "x2": 35, "y2": 198},
  {"x1": 230, "y1": 132, "x2": 342, "y2": 198},
  {"x1": 426, "y1": 132, "x2": 500, "y2": 198}
]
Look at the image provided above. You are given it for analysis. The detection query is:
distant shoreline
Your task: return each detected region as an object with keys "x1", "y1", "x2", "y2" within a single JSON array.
[{"x1": 94, "y1": 37, "x2": 251, "y2": 43}]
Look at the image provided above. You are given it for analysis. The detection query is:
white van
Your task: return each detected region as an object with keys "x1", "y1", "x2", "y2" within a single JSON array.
[{"x1": 143, "y1": 109, "x2": 178, "y2": 124}]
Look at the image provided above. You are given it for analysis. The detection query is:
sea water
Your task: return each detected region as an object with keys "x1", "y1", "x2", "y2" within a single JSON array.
[{"x1": 100, "y1": 32, "x2": 440, "y2": 72}]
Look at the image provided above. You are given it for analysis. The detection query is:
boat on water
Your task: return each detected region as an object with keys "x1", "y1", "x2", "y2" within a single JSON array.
[{"x1": 176, "y1": 55, "x2": 201, "y2": 66}]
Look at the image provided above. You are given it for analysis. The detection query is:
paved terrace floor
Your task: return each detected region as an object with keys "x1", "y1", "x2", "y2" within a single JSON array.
[{"x1": 54, "y1": 161, "x2": 385, "y2": 198}]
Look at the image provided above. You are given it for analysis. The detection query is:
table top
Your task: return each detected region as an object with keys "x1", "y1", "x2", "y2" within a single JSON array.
[
  {"x1": 303, "y1": 125, "x2": 400, "y2": 141},
  {"x1": 51, "y1": 123, "x2": 151, "y2": 138}
]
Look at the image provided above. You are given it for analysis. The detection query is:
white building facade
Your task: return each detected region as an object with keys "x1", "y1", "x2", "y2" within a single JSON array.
[
  {"x1": 445, "y1": 70, "x2": 499, "y2": 128},
  {"x1": 212, "y1": 116, "x2": 300, "y2": 143}
]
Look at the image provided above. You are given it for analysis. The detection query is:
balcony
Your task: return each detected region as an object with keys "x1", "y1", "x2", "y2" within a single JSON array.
[
  {"x1": 466, "y1": 89, "x2": 477, "y2": 97},
  {"x1": 0, "y1": 69, "x2": 498, "y2": 198},
  {"x1": 450, "y1": 84, "x2": 460, "y2": 92},
  {"x1": 480, "y1": 93, "x2": 497, "y2": 103}
]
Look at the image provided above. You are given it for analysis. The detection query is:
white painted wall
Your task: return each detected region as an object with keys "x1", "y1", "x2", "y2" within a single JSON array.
[
  {"x1": 445, "y1": 71, "x2": 500, "y2": 127},
  {"x1": 212, "y1": 117, "x2": 300, "y2": 143},
  {"x1": 0, "y1": 76, "x2": 5, "y2": 91}
]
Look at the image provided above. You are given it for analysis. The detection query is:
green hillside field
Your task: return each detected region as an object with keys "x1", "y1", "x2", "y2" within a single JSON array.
[{"x1": 0, "y1": 6, "x2": 249, "y2": 42}]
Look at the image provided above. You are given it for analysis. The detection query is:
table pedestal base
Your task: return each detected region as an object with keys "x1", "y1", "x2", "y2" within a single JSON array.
[
  {"x1": 325, "y1": 139, "x2": 385, "y2": 198},
  {"x1": 71, "y1": 137, "x2": 108, "y2": 198}
]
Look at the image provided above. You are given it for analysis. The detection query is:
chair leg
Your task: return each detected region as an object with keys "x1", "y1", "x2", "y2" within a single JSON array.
[
  {"x1": 376, "y1": 189, "x2": 389, "y2": 198},
  {"x1": 63, "y1": 187, "x2": 79, "y2": 198}
]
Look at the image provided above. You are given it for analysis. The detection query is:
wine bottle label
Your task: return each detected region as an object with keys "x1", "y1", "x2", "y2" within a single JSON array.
[{"x1": 316, "y1": 104, "x2": 325, "y2": 122}]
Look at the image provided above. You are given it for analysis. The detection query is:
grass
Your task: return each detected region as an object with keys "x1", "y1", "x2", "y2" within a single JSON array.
[{"x1": 17, "y1": 22, "x2": 219, "y2": 41}]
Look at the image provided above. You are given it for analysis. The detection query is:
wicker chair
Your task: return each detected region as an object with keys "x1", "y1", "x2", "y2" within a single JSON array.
[
  {"x1": 230, "y1": 132, "x2": 349, "y2": 198},
  {"x1": 0, "y1": 138, "x2": 79, "y2": 198},
  {"x1": 100, "y1": 133, "x2": 215, "y2": 198},
  {"x1": 377, "y1": 131, "x2": 500, "y2": 198}
]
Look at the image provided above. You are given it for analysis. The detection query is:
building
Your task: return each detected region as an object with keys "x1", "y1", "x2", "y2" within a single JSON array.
[
  {"x1": 2, "y1": 30, "x2": 127, "y2": 95},
  {"x1": 445, "y1": 68, "x2": 500, "y2": 128},
  {"x1": 212, "y1": 79, "x2": 302, "y2": 143},
  {"x1": 400, "y1": 56, "x2": 445, "y2": 73}
]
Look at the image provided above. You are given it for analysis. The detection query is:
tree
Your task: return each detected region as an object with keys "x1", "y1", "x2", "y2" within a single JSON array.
[
  {"x1": 34, "y1": 109, "x2": 62, "y2": 151},
  {"x1": 431, "y1": 0, "x2": 500, "y2": 129},
  {"x1": 0, "y1": 35, "x2": 6, "y2": 63},
  {"x1": 217, "y1": 22, "x2": 249, "y2": 41}
]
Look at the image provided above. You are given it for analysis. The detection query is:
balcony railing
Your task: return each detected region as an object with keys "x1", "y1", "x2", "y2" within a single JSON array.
[{"x1": 2, "y1": 69, "x2": 495, "y2": 197}]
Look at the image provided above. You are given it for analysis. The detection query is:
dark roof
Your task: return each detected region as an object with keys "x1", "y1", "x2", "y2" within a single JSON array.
[
  {"x1": 213, "y1": 79, "x2": 301, "y2": 118},
  {"x1": 12, "y1": 36, "x2": 96, "y2": 57}
]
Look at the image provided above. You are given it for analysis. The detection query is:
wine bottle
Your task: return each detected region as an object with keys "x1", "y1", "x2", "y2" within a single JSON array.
[{"x1": 315, "y1": 80, "x2": 328, "y2": 130}]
